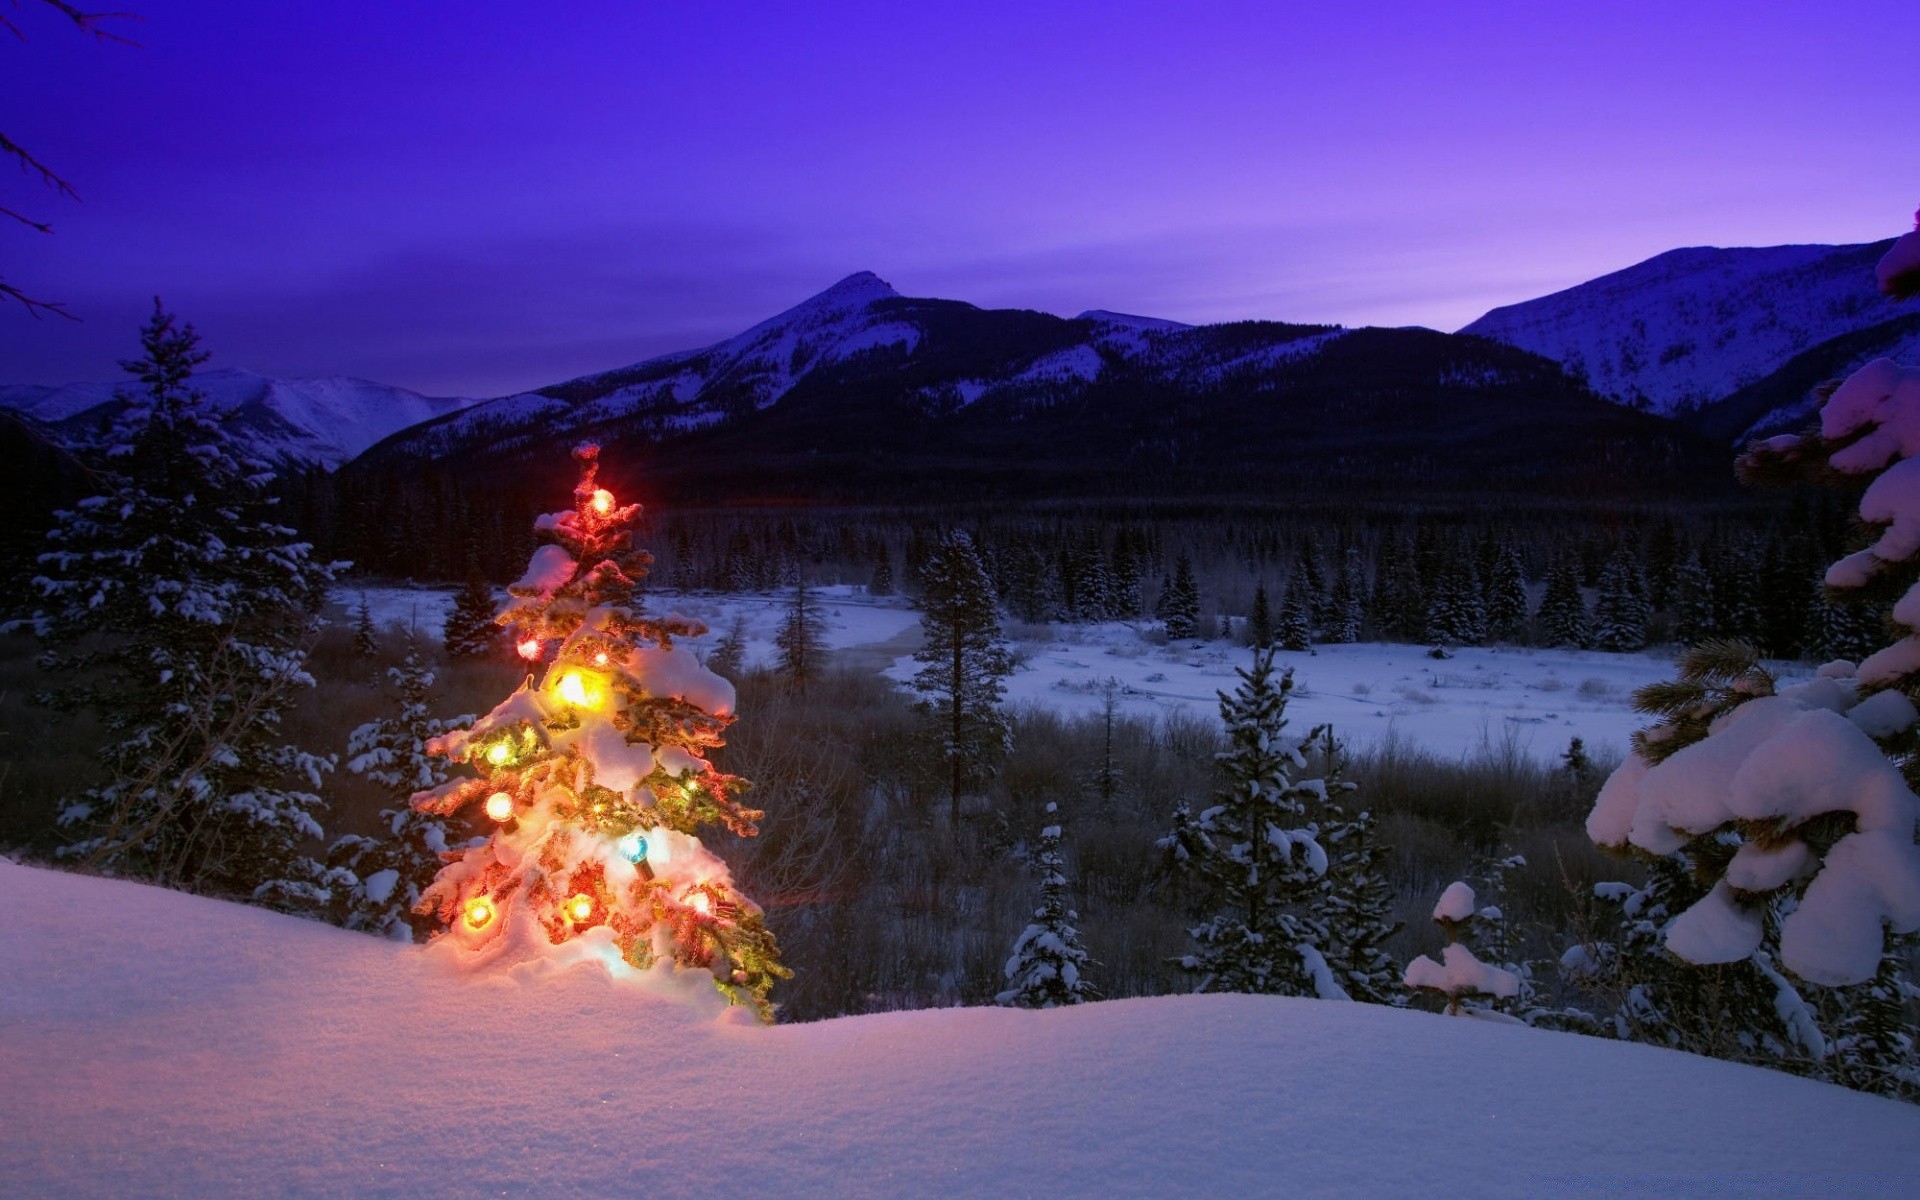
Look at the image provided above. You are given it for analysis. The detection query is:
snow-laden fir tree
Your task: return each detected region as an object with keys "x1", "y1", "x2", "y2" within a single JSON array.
[
  {"x1": 1590, "y1": 548, "x2": 1650, "y2": 651},
  {"x1": 1538, "y1": 549, "x2": 1588, "y2": 647},
  {"x1": 1310, "y1": 729, "x2": 1401, "y2": 1005},
  {"x1": 412, "y1": 444, "x2": 788, "y2": 1021},
  {"x1": 1159, "y1": 554, "x2": 1200, "y2": 640},
  {"x1": 911, "y1": 530, "x2": 1014, "y2": 827},
  {"x1": 869, "y1": 555, "x2": 895, "y2": 597},
  {"x1": 1487, "y1": 544, "x2": 1529, "y2": 642},
  {"x1": 1326, "y1": 547, "x2": 1365, "y2": 644},
  {"x1": 997, "y1": 802, "x2": 1094, "y2": 1008},
  {"x1": 1582, "y1": 222, "x2": 1920, "y2": 1096},
  {"x1": 353, "y1": 595, "x2": 379, "y2": 658},
  {"x1": 1247, "y1": 582, "x2": 1273, "y2": 650},
  {"x1": 1160, "y1": 649, "x2": 1343, "y2": 997},
  {"x1": 775, "y1": 575, "x2": 829, "y2": 691},
  {"x1": 329, "y1": 636, "x2": 470, "y2": 940},
  {"x1": 1670, "y1": 549, "x2": 1715, "y2": 645},
  {"x1": 1403, "y1": 880, "x2": 1521, "y2": 1017},
  {"x1": 1802, "y1": 571, "x2": 1886, "y2": 665},
  {"x1": 1425, "y1": 554, "x2": 1486, "y2": 646},
  {"x1": 29, "y1": 301, "x2": 339, "y2": 907},
  {"x1": 1371, "y1": 533, "x2": 1424, "y2": 642},
  {"x1": 443, "y1": 577, "x2": 501, "y2": 658},
  {"x1": 1277, "y1": 581, "x2": 1312, "y2": 651}
]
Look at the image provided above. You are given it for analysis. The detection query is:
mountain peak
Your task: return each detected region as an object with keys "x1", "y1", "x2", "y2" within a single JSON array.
[{"x1": 805, "y1": 270, "x2": 900, "y2": 308}]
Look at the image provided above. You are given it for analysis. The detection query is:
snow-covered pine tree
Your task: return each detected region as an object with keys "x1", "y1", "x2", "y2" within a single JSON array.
[
  {"x1": 1371, "y1": 532, "x2": 1424, "y2": 642},
  {"x1": 1247, "y1": 582, "x2": 1273, "y2": 650},
  {"x1": 911, "y1": 530, "x2": 1014, "y2": 827},
  {"x1": 1582, "y1": 222, "x2": 1920, "y2": 1097},
  {"x1": 1487, "y1": 544, "x2": 1529, "y2": 643},
  {"x1": 869, "y1": 555, "x2": 895, "y2": 597},
  {"x1": 1538, "y1": 549, "x2": 1588, "y2": 647},
  {"x1": 1310, "y1": 729, "x2": 1401, "y2": 1005},
  {"x1": 443, "y1": 576, "x2": 501, "y2": 658},
  {"x1": 1403, "y1": 880, "x2": 1520, "y2": 1017},
  {"x1": 412, "y1": 444, "x2": 789, "y2": 1021},
  {"x1": 775, "y1": 575, "x2": 829, "y2": 691},
  {"x1": 1327, "y1": 547, "x2": 1365, "y2": 644},
  {"x1": 1670, "y1": 549, "x2": 1715, "y2": 645},
  {"x1": 329, "y1": 637, "x2": 470, "y2": 939},
  {"x1": 30, "y1": 300, "x2": 339, "y2": 908},
  {"x1": 1803, "y1": 573, "x2": 1887, "y2": 665},
  {"x1": 996, "y1": 802, "x2": 1094, "y2": 1008},
  {"x1": 1277, "y1": 581, "x2": 1312, "y2": 651},
  {"x1": 1590, "y1": 548, "x2": 1651, "y2": 651},
  {"x1": 1161, "y1": 649, "x2": 1340, "y2": 997},
  {"x1": 1162, "y1": 554, "x2": 1200, "y2": 640},
  {"x1": 353, "y1": 594, "x2": 379, "y2": 658}
]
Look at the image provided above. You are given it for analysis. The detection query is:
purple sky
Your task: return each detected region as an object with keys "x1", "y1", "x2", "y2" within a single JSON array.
[{"x1": 3, "y1": 0, "x2": 1915, "y2": 397}]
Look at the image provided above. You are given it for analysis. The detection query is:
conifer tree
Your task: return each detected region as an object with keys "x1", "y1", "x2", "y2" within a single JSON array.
[
  {"x1": 1670, "y1": 549, "x2": 1715, "y2": 645},
  {"x1": 1327, "y1": 547, "x2": 1365, "y2": 644},
  {"x1": 413, "y1": 444, "x2": 789, "y2": 1021},
  {"x1": 1403, "y1": 881, "x2": 1520, "y2": 1016},
  {"x1": 1277, "y1": 581, "x2": 1312, "y2": 651},
  {"x1": 1538, "y1": 549, "x2": 1588, "y2": 647},
  {"x1": 30, "y1": 301, "x2": 339, "y2": 907},
  {"x1": 775, "y1": 575, "x2": 829, "y2": 691},
  {"x1": 707, "y1": 613, "x2": 750, "y2": 679},
  {"x1": 1487, "y1": 544, "x2": 1529, "y2": 642},
  {"x1": 1160, "y1": 649, "x2": 1339, "y2": 996},
  {"x1": 1161, "y1": 554, "x2": 1200, "y2": 640},
  {"x1": 443, "y1": 576, "x2": 501, "y2": 658},
  {"x1": 329, "y1": 638, "x2": 469, "y2": 939},
  {"x1": 353, "y1": 594, "x2": 379, "y2": 658},
  {"x1": 1312, "y1": 730, "x2": 1401, "y2": 1004},
  {"x1": 869, "y1": 555, "x2": 895, "y2": 597},
  {"x1": 1804, "y1": 575, "x2": 1884, "y2": 664},
  {"x1": 1371, "y1": 532, "x2": 1425, "y2": 642},
  {"x1": 1084, "y1": 677, "x2": 1125, "y2": 808},
  {"x1": 911, "y1": 530, "x2": 1014, "y2": 826},
  {"x1": 996, "y1": 802, "x2": 1094, "y2": 1008},
  {"x1": 1247, "y1": 582, "x2": 1273, "y2": 650},
  {"x1": 1590, "y1": 548, "x2": 1651, "y2": 651}
]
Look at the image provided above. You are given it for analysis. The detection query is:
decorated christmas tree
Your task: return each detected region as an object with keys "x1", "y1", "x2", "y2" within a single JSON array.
[{"x1": 411, "y1": 444, "x2": 789, "y2": 1021}]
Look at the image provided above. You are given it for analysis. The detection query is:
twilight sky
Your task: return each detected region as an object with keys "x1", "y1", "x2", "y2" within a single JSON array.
[{"x1": 2, "y1": 0, "x2": 1915, "y2": 397}]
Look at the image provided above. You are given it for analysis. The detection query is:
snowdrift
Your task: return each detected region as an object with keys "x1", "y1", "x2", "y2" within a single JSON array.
[{"x1": 1, "y1": 859, "x2": 1914, "y2": 1198}]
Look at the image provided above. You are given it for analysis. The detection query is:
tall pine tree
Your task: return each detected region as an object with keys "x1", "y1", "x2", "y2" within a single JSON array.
[{"x1": 911, "y1": 531, "x2": 1014, "y2": 826}]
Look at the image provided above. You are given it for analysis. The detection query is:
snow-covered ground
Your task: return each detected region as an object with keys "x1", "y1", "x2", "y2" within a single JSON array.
[
  {"x1": 2, "y1": 858, "x2": 1913, "y2": 1198},
  {"x1": 343, "y1": 585, "x2": 1775, "y2": 763}
]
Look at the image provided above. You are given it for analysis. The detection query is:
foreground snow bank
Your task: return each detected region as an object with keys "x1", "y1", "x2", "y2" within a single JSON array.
[{"x1": 2, "y1": 859, "x2": 1913, "y2": 1198}]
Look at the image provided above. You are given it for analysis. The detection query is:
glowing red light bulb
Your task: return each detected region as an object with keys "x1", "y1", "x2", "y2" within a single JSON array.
[{"x1": 517, "y1": 638, "x2": 541, "y2": 661}]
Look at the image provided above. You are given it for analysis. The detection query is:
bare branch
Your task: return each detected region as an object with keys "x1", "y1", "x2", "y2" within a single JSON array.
[
  {"x1": 2, "y1": 1, "x2": 142, "y2": 45},
  {"x1": 0, "y1": 276, "x2": 77, "y2": 318},
  {"x1": 0, "y1": 130, "x2": 80, "y2": 200}
]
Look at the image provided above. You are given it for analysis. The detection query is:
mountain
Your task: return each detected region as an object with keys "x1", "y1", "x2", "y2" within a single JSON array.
[
  {"x1": 6, "y1": 857, "x2": 1915, "y2": 1198},
  {"x1": 353, "y1": 272, "x2": 1725, "y2": 506},
  {"x1": 1461, "y1": 239, "x2": 1914, "y2": 437},
  {"x1": 0, "y1": 367, "x2": 480, "y2": 470}
]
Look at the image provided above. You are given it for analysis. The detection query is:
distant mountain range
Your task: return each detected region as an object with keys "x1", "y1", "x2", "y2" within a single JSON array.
[
  {"x1": 0, "y1": 368, "x2": 479, "y2": 470},
  {"x1": 10, "y1": 234, "x2": 1915, "y2": 500},
  {"x1": 1461, "y1": 239, "x2": 1920, "y2": 442}
]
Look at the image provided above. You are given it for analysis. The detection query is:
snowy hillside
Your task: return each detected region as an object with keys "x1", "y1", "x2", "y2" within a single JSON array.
[
  {"x1": 0, "y1": 367, "x2": 479, "y2": 469},
  {"x1": 2, "y1": 858, "x2": 1913, "y2": 1198},
  {"x1": 1462, "y1": 240, "x2": 1903, "y2": 418}
]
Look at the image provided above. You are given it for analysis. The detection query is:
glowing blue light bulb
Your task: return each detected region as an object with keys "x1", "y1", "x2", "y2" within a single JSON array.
[{"x1": 617, "y1": 832, "x2": 648, "y2": 863}]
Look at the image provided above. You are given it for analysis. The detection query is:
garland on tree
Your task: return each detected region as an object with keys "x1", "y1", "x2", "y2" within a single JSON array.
[{"x1": 411, "y1": 444, "x2": 789, "y2": 1021}]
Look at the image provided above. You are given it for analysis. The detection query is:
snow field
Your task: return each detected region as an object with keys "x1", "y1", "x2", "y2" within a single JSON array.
[
  {"x1": 3, "y1": 858, "x2": 1915, "y2": 1199},
  {"x1": 341, "y1": 585, "x2": 1760, "y2": 764}
]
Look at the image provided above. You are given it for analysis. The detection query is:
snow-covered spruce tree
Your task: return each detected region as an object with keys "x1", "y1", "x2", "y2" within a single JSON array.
[
  {"x1": 1487, "y1": 544, "x2": 1529, "y2": 643},
  {"x1": 911, "y1": 530, "x2": 1014, "y2": 827},
  {"x1": 1590, "y1": 548, "x2": 1651, "y2": 652},
  {"x1": 1277, "y1": 581, "x2": 1312, "y2": 651},
  {"x1": 1538, "y1": 549, "x2": 1588, "y2": 647},
  {"x1": 1326, "y1": 547, "x2": 1365, "y2": 644},
  {"x1": 1310, "y1": 730, "x2": 1401, "y2": 1005},
  {"x1": 1161, "y1": 554, "x2": 1200, "y2": 641},
  {"x1": 353, "y1": 595, "x2": 379, "y2": 658},
  {"x1": 1247, "y1": 582, "x2": 1273, "y2": 650},
  {"x1": 707, "y1": 613, "x2": 750, "y2": 679},
  {"x1": 30, "y1": 301, "x2": 339, "y2": 907},
  {"x1": 997, "y1": 802, "x2": 1095, "y2": 1008},
  {"x1": 1370, "y1": 533, "x2": 1424, "y2": 642},
  {"x1": 869, "y1": 555, "x2": 895, "y2": 597},
  {"x1": 412, "y1": 444, "x2": 789, "y2": 1021},
  {"x1": 443, "y1": 576, "x2": 501, "y2": 658},
  {"x1": 775, "y1": 575, "x2": 829, "y2": 692},
  {"x1": 1804, "y1": 573, "x2": 1885, "y2": 665},
  {"x1": 1670, "y1": 549, "x2": 1715, "y2": 645},
  {"x1": 1160, "y1": 648, "x2": 1344, "y2": 997},
  {"x1": 328, "y1": 636, "x2": 471, "y2": 940},
  {"x1": 1582, "y1": 225, "x2": 1920, "y2": 1094},
  {"x1": 1403, "y1": 881, "x2": 1521, "y2": 1017}
]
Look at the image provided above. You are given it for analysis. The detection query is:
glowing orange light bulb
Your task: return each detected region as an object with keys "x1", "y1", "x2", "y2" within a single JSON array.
[
  {"x1": 556, "y1": 671, "x2": 598, "y2": 708},
  {"x1": 690, "y1": 892, "x2": 712, "y2": 915},
  {"x1": 484, "y1": 791, "x2": 514, "y2": 822},
  {"x1": 566, "y1": 893, "x2": 594, "y2": 922},
  {"x1": 517, "y1": 638, "x2": 542, "y2": 661},
  {"x1": 485, "y1": 743, "x2": 512, "y2": 767},
  {"x1": 590, "y1": 489, "x2": 614, "y2": 515},
  {"x1": 464, "y1": 897, "x2": 495, "y2": 929},
  {"x1": 593, "y1": 651, "x2": 609, "y2": 666}
]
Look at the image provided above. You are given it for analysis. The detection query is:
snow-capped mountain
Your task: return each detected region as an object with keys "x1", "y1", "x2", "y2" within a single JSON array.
[
  {"x1": 357, "y1": 272, "x2": 1721, "y2": 504},
  {"x1": 0, "y1": 367, "x2": 480, "y2": 469},
  {"x1": 1461, "y1": 239, "x2": 1909, "y2": 428}
]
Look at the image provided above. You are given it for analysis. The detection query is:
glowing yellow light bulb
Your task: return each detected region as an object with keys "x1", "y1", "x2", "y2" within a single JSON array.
[
  {"x1": 484, "y1": 791, "x2": 514, "y2": 822},
  {"x1": 485, "y1": 742, "x2": 512, "y2": 766},
  {"x1": 593, "y1": 651, "x2": 609, "y2": 666},
  {"x1": 566, "y1": 893, "x2": 594, "y2": 922},
  {"x1": 464, "y1": 897, "x2": 495, "y2": 929},
  {"x1": 556, "y1": 671, "x2": 599, "y2": 708},
  {"x1": 690, "y1": 892, "x2": 711, "y2": 915},
  {"x1": 590, "y1": 489, "x2": 614, "y2": 515}
]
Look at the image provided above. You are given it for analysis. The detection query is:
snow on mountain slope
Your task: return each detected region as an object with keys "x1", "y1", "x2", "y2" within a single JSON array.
[
  {"x1": 1463, "y1": 240, "x2": 1901, "y2": 416},
  {"x1": 0, "y1": 367, "x2": 478, "y2": 469},
  {"x1": 3, "y1": 858, "x2": 1914, "y2": 1198}
]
